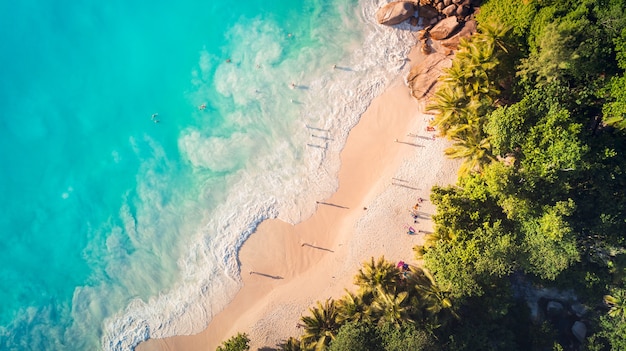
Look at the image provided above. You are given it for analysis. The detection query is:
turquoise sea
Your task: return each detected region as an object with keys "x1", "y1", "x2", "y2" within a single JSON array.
[{"x1": 0, "y1": 0, "x2": 415, "y2": 350}]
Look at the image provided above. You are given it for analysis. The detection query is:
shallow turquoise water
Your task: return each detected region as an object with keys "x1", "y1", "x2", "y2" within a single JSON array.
[{"x1": 0, "y1": 0, "x2": 414, "y2": 349}]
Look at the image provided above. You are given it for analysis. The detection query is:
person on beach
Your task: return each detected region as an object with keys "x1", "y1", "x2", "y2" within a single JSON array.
[
  {"x1": 198, "y1": 103, "x2": 206, "y2": 110},
  {"x1": 413, "y1": 203, "x2": 419, "y2": 210}
]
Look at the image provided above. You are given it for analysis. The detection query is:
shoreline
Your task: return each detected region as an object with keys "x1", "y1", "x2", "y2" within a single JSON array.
[{"x1": 138, "y1": 42, "x2": 459, "y2": 351}]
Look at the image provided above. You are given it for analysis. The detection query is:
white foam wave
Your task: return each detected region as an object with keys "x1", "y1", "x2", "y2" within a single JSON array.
[{"x1": 102, "y1": 1, "x2": 417, "y2": 350}]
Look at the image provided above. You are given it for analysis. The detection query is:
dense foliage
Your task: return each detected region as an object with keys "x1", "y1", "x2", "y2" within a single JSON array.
[
  {"x1": 419, "y1": 0, "x2": 626, "y2": 349},
  {"x1": 216, "y1": 333, "x2": 250, "y2": 351}
]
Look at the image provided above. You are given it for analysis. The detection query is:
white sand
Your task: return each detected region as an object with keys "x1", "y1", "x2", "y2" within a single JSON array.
[{"x1": 138, "y1": 43, "x2": 459, "y2": 351}]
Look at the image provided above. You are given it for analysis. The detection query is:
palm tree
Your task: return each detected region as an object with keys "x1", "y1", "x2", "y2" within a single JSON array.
[
  {"x1": 279, "y1": 337, "x2": 303, "y2": 351},
  {"x1": 354, "y1": 256, "x2": 400, "y2": 296},
  {"x1": 444, "y1": 126, "x2": 495, "y2": 176},
  {"x1": 604, "y1": 288, "x2": 626, "y2": 320},
  {"x1": 336, "y1": 290, "x2": 372, "y2": 324},
  {"x1": 300, "y1": 299, "x2": 341, "y2": 351},
  {"x1": 370, "y1": 286, "x2": 413, "y2": 327},
  {"x1": 411, "y1": 268, "x2": 459, "y2": 320},
  {"x1": 477, "y1": 22, "x2": 510, "y2": 54},
  {"x1": 426, "y1": 85, "x2": 471, "y2": 137}
]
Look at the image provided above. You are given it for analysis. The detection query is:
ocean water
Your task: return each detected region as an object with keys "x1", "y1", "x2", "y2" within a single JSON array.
[{"x1": 0, "y1": 0, "x2": 416, "y2": 350}]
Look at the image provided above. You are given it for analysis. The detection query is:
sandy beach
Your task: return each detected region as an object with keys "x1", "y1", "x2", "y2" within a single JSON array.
[{"x1": 138, "y1": 42, "x2": 459, "y2": 351}]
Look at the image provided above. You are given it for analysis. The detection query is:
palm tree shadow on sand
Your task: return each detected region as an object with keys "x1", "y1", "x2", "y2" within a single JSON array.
[{"x1": 249, "y1": 271, "x2": 284, "y2": 279}]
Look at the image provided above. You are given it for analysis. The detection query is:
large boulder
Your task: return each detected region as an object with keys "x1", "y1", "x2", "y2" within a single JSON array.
[
  {"x1": 376, "y1": 1, "x2": 416, "y2": 26},
  {"x1": 407, "y1": 51, "x2": 452, "y2": 99},
  {"x1": 429, "y1": 16, "x2": 461, "y2": 40},
  {"x1": 441, "y1": 19, "x2": 477, "y2": 49},
  {"x1": 442, "y1": 4, "x2": 457, "y2": 16},
  {"x1": 572, "y1": 321, "x2": 587, "y2": 343},
  {"x1": 571, "y1": 303, "x2": 588, "y2": 318},
  {"x1": 418, "y1": 4, "x2": 439, "y2": 20},
  {"x1": 456, "y1": 4, "x2": 470, "y2": 17}
]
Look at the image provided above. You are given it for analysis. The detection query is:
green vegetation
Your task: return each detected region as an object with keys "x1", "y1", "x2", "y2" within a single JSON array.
[
  {"x1": 216, "y1": 0, "x2": 626, "y2": 349},
  {"x1": 274, "y1": 257, "x2": 455, "y2": 351},
  {"x1": 216, "y1": 332, "x2": 250, "y2": 351}
]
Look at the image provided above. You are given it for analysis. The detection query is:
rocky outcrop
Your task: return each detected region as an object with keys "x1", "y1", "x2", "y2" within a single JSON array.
[
  {"x1": 375, "y1": 1, "x2": 416, "y2": 26},
  {"x1": 376, "y1": 0, "x2": 479, "y2": 28},
  {"x1": 407, "y1": 47, "x2": 452, "y2": 99},
  {"x1": 441, "y1": 19, "x2": 477, "y2": 49},
  {"x1": 429, "y1": 16, "x2": 461, "y2": 40}
]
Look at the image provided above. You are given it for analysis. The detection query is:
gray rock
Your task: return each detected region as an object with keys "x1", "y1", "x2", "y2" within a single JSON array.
[
  {"x1": 442, "y1": 4, "x2": 457, "y2": 16},
  {"x1": 430, "y1": 17, "x2": 440, "y2": 25},
  {"x1": 429, "y1": 16, "x2": 460, "y2": 40},
  {"x1": 418, "y1": 4, "x2": 439, "y2": 20},
  {"x1": 571, "y1": 303, "x2": 587, "y2": 317},
  {"x1": 376, "y1": 1, "x2": 416, "y2": 26},
  {"x1": 572, "y1": 321, "x2": 587, "y2": 343},
  {"x1": 546, "y1": 301, "x2": 564, "y2": 317}
]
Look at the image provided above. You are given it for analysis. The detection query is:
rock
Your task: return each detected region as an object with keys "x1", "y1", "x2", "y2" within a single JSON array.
[
  {"x1": 456, "y1": 4, "x2": 470, "y2": 17},
  {"x1": 546, "y1": 301, "x2": 564, "y2": 317},
  {"x1": 443, "y1": 0, "x2": 453, "y2": 6},
  {"x1": 418, "y1": 4, "x2": 439, "y2": 19},
  {"x1": 376, "y1": 1, "x2": 416, "y2": 26},
  {"x1": 571, "y1": 303, "x2": 587, "y2": 317},
  {"x1": 442, "y1": 4, "x2": 457, "y2": 16},
  {"x1": 441, "y1": 19, "x2": 476, "y2": 49},
  {"x1": 572, "y1": 321, "x2": 587, "y2": 342},
  {"x1": 417, "y1": 29, "x2": 429, "y2": 40},
  {"x1": 430, "y1": 17, "x2": 439, "y2": 25},
  {"x1": 452, "y1": 0, "x2": 463, "y2": 3},
  {"x1": 419, "y1": 0, "x2": 432, "y2": 5},
  {"x1": 407, "y1": 51, "x2": 451, "y2": 99},
  {"x1": 421, "y1": 42, "x2": 433, "y2": 54},
  {"x1": 436, "y1": 2, "x2": 445, "y2": 11},
  {"x1": 410, "y1": 16, "x2": 419, "y2": 26},
  {"x1": 429, "y1": 16, "x2": 460, "y2": 40}
]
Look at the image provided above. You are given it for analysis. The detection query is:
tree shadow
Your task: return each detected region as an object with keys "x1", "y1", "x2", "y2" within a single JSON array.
[
  {"x1": 316, "y1": 201, "x2": 349, "y2": 209},
  {"x1": 301, "y1": 243, "x2": 334, "y2": 252},
  {"x1": 250, "y1": 271, "x2": 284, "y2": 279},
  {"x1": 392, "y1": 182, "x2": 420, "y2": 190}
]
